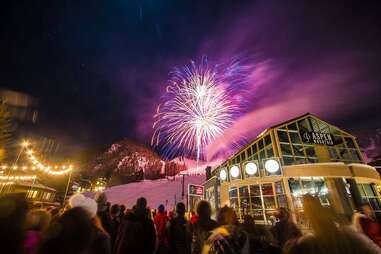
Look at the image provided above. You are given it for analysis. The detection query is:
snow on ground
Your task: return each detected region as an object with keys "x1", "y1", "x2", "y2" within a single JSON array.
[{"x1": 85, "y1": 174, "x2": 205, "y2": 210}]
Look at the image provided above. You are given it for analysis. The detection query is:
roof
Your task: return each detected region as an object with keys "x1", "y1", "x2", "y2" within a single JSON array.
[{"x1": 214, "y1": 112, "x2": 357, "y2": 170}]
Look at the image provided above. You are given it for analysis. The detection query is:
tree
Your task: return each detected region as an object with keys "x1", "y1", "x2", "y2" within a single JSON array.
[{"x1": 0, "y1": 102, "x2": 11, "y2": 161}]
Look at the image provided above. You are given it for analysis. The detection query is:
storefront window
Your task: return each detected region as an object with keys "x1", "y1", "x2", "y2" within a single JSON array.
[{"x1": 229, "y1": 187, "x2": 239, "y2": 210}]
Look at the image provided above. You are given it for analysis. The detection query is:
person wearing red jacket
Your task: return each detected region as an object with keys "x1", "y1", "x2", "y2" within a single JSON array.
[
  {"x1": 358, "y1": 204, "x2": 381, "y2": 248},
  {"x1": 154, "y1": 204, "x2": 169, "y2": 253}
]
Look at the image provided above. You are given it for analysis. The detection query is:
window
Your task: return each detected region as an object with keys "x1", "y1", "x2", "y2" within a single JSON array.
[
  {"x1": 281, "y1": 144, "x2": 293, "y2": 156},
  {"x1": 289, "y1": 132, "x2": 302, "y2": 144},
  {"x1": 264, "y1": 135, "x2": 272, "y2": 146},
  {"x1": 278, "y1": 130, "x2": 289, "y2": 143},
  {"x1": 358, "y1": 184, "x2": 381, "y2": 215}
]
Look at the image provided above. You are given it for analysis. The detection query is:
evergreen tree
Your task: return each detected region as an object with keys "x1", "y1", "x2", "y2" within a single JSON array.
[{"x1": 0, "y1": 102, "x2": 11, "y2": 161}]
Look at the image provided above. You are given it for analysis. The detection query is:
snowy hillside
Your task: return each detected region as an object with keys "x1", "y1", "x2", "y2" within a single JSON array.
[
  {"x1": 85, "y1": 174, "x2": 205, "y2": 210},
  {"x1": 83, "y1": 139, "x2": 187, "y2": 184}
]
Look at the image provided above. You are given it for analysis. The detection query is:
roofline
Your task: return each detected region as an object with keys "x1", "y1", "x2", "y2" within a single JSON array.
[{"x1": 214, "y1": 112, "x2": 358, "y2": 170}]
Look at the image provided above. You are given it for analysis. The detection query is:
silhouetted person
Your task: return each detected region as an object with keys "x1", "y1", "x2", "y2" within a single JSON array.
[
  {"x1": 355, "y1": 204, "x2": 381, "y2": 247},
  {"x1": 114, "y1": 197, "x2": 156, "y2": 254},
  {"x1": 169, "y1": 202, "x2": 191, "y2": 254},
  {"x1": 119, "y1": 204, "x2": 126, "y2": 220},
  {"x1": 242, "y1": 214, "x2": 280, "y2": 254},
  {"x1": 189, "y1": 200, "x2": 217, "y2": 254},
  {"x1": 66, "y1": 193, "x2": 111, "y2": 254},
  {"x1": 202, "y1": 206, "x2": 249, "y2": 253},
  {"x1": 23, "y1": 209, "x2": 51, "y2": 254},
  {"x1": 285, "y1": 194, "x2": 380, "y2": 254},
  {"x1": 270, "y1": 207, "x2": 301, "y2": 248},
  {"x1": 37, "y1": 207, "x2": 93, "y2": 254},
  {"x1": 96, "y1": 192, "x2": 111, "y2": 233},
  {"x1": 0, "y1": 193, "x2": 28, "y2": 254},
  {"x1": 109, "y1": 204, "x2": 121, "y2": 249},
  {"x1": 154, "y1": 204, "x2": 169, "y2": 253}
]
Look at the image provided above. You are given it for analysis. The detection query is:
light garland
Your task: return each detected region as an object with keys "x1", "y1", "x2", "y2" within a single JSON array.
[
  {"x1": 0, "y1": 181, "x2": 14, "y2": 186},
  {"x1": 0, "y1": 175, "x2": 36, "y2": 181},
  {"x1": 1, "y1": 141, "x2": 74, "y2": 176},
  {"x1": 24, "y1": 146, "x2": 73, "y2": 175}
]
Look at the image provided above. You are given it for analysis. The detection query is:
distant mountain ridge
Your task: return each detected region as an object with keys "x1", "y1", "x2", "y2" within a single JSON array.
[{"x1": 83, "y1": 139, "x2": 187, "y2": 185}]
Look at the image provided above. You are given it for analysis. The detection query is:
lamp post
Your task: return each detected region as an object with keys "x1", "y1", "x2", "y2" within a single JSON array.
[{"x1": 63, "y1": 169, "x2": 73, "y2": 205}]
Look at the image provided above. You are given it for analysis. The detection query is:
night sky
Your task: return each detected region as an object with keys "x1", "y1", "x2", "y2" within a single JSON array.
[{"x1": 1, "y1": 1, "x2": 381, "y2": 159}]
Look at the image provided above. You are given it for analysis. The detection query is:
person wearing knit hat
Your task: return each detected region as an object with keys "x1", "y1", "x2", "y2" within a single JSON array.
[{"x1": 69, "y1": 193, "x2": 98, "y2": 218}]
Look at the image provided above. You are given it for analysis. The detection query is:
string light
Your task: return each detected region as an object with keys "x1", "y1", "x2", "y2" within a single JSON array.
[
  {"x1": 0, "y1": 175, "x2": 36, "y2": 181},
  {"x1": 1, "y1": 141, "x2": 74, "y2": 176}
]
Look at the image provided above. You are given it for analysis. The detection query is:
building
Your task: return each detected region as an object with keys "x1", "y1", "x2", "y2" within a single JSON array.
[
  {"x1": 203, "y1": 113, "x2": 381, "y2": 226},
  {"x1": 0, "y1": 175, "x2": 57, "y2": 207}
]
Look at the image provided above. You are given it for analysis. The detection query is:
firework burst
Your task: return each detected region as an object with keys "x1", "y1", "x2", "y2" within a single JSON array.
[{"x1": 152, "y1": 57, "x2": 247, "y2": 162}]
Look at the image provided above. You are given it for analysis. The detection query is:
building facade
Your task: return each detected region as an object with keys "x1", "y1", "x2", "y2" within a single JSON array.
[{"x1": 204, "y1": 113, "x2": 381, "y2": 225}]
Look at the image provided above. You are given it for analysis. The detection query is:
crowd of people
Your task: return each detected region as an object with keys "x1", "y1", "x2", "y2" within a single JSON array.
[{"x1": 1, "y1": 192, "x2": 381, "y2": 254}]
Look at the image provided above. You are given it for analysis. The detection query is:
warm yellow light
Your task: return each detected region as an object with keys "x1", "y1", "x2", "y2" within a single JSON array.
[
  {"x1": 22, "y1": 166, "x2": 27, "y2": 170},
  {"x1": 12, "y1": 166, "x2": 18, "y2": 170},
  {"x1": 22, "y1": 141, "x2": 30, "y2": 147},
  {"x1": 27, "y1": 150, "x2": 33, "y2": 155},
  {"x1": 1, "y1": 165, "x2": 7, "y2": 169}
]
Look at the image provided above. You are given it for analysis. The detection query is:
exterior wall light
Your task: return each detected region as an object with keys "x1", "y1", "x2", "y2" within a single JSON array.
[
  {"x1": 264, "y1": 159, "x2": 280, "y2": 173},
  {"x1": 219, "y1": 169, "x2": 227, "y2": 181},
  {"x1": 245, "y1": 162, "x2": 258, "y2": 175},
  {"x1": 230, "y1": 165, "x2": 240, "y2": 178},
  {"x1": 263, "y1": 158, "x2": 282, "y2": 176}
]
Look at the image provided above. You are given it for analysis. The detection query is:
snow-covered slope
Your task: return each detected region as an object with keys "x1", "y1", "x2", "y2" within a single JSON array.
[{"x1": 85, "y1": 174, "x2": 205, "y2": 210}]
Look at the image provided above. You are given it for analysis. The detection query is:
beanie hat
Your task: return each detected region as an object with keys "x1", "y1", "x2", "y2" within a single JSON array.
[{"x1": 69, "y1": 193, "x2": 98, "y2": 218}]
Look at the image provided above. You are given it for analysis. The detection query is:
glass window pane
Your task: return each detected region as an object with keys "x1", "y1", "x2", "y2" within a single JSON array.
[
  {"x1": 239, "y1": 186, "x2": 249, "y2": 198},
  {"x1": 295, "y1": 157, "x2": 306, "y2": 164},
  {"x1": 369, "y1": 198, "x2": 381, "y2": 211},
  {"x1": 230, "y1": 197, "x2": 239, "y2": 209},
  {"x1": 263, "y1": 197, "x2": 276, "y2": 209},
  {"x1": 266, "y1": 147, "x2": 274, "y2": 158},
  {"x1": 357, "y1": 185, "x2": 366, "y2": 196},
  {"x1": 302, "y1": 179, "x2": 314, "y2": 194},
  {"x1": 290, "y1": 132, "x2": 302, "y2": 144},
  {"x1": 247, "y1": 147, "x2": 252, "y2": 157},
  {"x1": 328, "y1": 147, "x2": 338, "y2": 160},
  {"x1": 261, "y1": 184, "x2": 274, "y2": 195},
  {"x1": 240, "y1": 197, "x2": 250, "y2": 210},
  {"x1": 340, "y1": 149, "x2": 351, "y2": 160},
  {"x1": 344, "y1": 137, "x2": 356, "y2": 149},
  {"x1": 250, "y1": 197, "x2": 262, "y2": 209},
  {"x1": 277, "y1": 130, "x2": 289, "y2": 143},
  {"x1": 350, "y1": 149, "x2": 361, "y2": 161},
  {"x1": 264, "y1": 135, "x2": 271, "y2": 146},
  {"x1": 307, "y1": 158, "x2": 318, "y2": 163},
  {"x1": 293, "y1": 145, "x2": 304, "y2": 156},
  {"x1": 281, "y1": 144, "x2": 293, "y2": 156},
  {"x1": 275, "y1": 181, "x2": 284, "y2": 194},
  {"x1": 283, "y1": 156, "x2": 295, "y2": 165},
  {"x1": 298, "y1": 119, "x2": 310, "y2": 132},
  {"x1": 258, "y1": 139, "x2": 264, "y2": 150},
  {"x1": 277, "y1": 195, "x2": 288, "y2": 208},
  {"x1": 229, "y1": 187, "x2": 238, "y2": 198},
  {"x1": 252, "y1": 143, "x2": 258, "y2": 154},
  {"x1": 289, "y1": 179, "x2": 301, "y2": 196},
  {"x1": 252, "y1": 210, "x2": 264, "y2": 220},
  {"x1": 364, "y1": 184, "x2": 376, "y2": 196},
  {"x1": 288, "y1": 122, "x2": 298, "y2": 131},
  {"x1": 259, "y1": 150, "x2": 265, "y2": 161},
  {"x1": 250, "y1": 185, "x2": 260, "y2": 196},
  {"x1": 333, "y1": 136, "x2": 344, "y2": 146}
]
